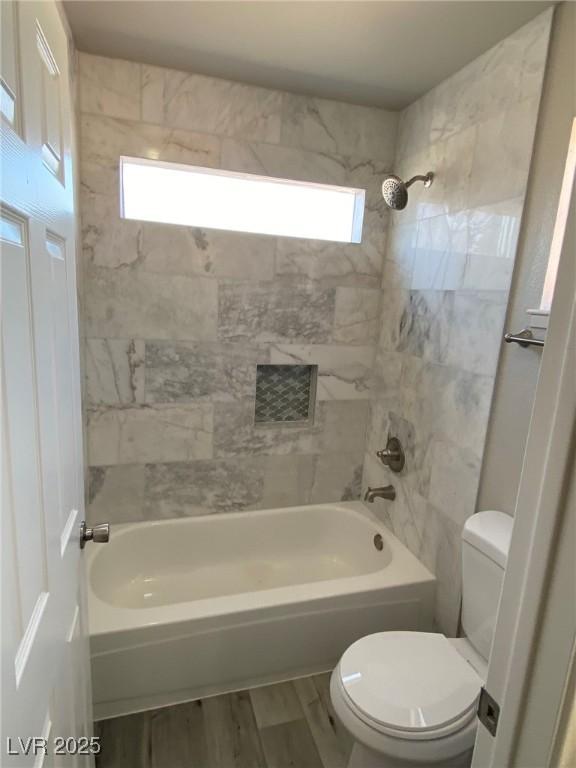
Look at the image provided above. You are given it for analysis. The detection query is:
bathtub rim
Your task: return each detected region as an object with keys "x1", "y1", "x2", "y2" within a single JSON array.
[{"x1": 86, "y1": 501, "x2": 435, "y2": 643}]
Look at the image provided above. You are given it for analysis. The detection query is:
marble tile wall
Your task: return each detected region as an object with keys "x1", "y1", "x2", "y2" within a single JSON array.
[
  {"x1": 79, "y1": 10, "x2": 551, "y2": 636},
  {"x1": 362, "y1": 10, "x2": 553, "y2": 634},
  {"x1": 78, "y1": 53, "x2": 398, "y2": 524}
]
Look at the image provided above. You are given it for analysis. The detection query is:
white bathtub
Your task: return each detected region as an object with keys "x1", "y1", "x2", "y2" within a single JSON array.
[{"x1": 87, "y1": 501, "x2": 435, "y2": 720}]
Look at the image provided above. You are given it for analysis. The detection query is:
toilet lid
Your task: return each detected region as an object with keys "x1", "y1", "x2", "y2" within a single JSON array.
[{"x1": 339, "y1": 632, "x2": 482, "y2": 737}]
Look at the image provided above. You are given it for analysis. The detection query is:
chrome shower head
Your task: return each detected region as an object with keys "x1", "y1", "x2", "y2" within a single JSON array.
[{"x1": 381, "y1": 171, "x2": 434, "y2": 210}]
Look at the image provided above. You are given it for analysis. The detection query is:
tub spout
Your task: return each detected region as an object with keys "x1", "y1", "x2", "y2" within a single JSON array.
[{"x1": 364, "y1": 485, "x2": 396, "y2": 503}]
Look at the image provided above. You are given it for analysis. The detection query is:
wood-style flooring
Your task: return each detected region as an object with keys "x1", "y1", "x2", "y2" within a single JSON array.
[{"x1": 95, "y1": 673, "x2": 352, "y2": 768}]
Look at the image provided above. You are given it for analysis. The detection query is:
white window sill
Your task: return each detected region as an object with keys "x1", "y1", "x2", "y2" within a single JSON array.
[{"x1": 526, "y1": 308, "x2": 550, "y2": 331}]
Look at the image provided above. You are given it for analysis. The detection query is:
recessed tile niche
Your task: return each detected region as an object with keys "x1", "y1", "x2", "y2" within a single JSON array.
[{"x1": 255, "y1": 365, "x2": 317, "y2": 425}]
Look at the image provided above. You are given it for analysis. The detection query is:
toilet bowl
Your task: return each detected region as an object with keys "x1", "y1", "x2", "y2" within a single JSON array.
[
  {"x1": 330, "y1": 633, "x2": 485, "y2": 767},
  {"x1": 330, "y1": 511, "x2": 514, "y2": 768}
]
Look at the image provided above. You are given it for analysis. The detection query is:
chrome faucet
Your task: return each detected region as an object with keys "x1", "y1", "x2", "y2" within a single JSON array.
[{"x1": 364, "y1": 485, "x2": 396, "y2": 503}]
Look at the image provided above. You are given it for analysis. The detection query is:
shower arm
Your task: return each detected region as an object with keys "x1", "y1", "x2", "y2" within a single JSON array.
[{"x1": 405, "y1": 172, "x2": 434, "y2": 189}]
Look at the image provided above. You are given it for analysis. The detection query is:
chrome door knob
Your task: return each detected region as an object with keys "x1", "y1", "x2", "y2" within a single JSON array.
[{"x1": 80, "y1": 521, "x2": 110, "y2": 549}]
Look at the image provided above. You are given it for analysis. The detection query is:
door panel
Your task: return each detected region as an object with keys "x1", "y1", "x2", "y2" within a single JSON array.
[
  {"x1": 1, "y1": 2, "x2": 93, "y2": 765},
  {"x1": 2, "y1": 214, "x2": 48, "y2": 636},
  {"x1": 0, "y1": 0, "x2": 22, "y2": 132}
]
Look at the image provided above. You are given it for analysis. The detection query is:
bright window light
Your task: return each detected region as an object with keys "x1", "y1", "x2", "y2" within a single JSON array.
[
  {"x1": 540, "y1": 118, "x2": 576, "y2": 312},
  {"x1": 120, "y1": 156, "x2": 365, "y2": 243}
]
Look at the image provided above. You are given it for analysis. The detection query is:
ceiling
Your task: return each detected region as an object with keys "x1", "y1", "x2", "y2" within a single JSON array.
[{"x1": 63, "y1": 1, "x2": 553, "y2": 109}]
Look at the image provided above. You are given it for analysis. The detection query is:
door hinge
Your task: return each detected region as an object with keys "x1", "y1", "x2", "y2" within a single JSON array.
[{"x1": 478, "y1": 686, "x2": 500, "y2": 737}]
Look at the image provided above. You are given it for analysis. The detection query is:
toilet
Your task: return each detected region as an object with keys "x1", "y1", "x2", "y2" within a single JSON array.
[{"x1": 330, "y1": 510, "x2": 514, "y2": 768}]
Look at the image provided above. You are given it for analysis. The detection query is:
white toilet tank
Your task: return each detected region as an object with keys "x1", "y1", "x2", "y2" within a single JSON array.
[{"x1": 461, "y1": 510, "x2": 514, "y2": 662}]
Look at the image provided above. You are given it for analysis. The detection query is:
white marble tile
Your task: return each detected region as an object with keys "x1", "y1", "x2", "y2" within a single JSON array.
[
  {"x1": 213, "y1": 402, "x2": 322, "y2": 458},
  {"x1": 481, "y1": 9, "x2": 552, "y2": 109},
  {"x1": 384, "y1": 221, "x2": 416, "y2": 276},
  {"x1": 397, "y1": 357, "x2": 492, "y2": 462},
  {"x1": 365, "y1": 399, "x2": 392, "y2": 457},
  {"x1": 80, "y1": 186, "x2": 142, "y2": 269},
  {"x1": 464, "y1": 198, "x2": 523, "y2": 291},
  {"x1": 411, "y1": 212, "x2": 468, "y2": 290},
  {"x1": 429, "y1": 65, "x2": 482, "y2": 145},
  {"x1": 85, "y1": 265, "x2": 218, "y2": 340},
  {"x1": 371, "y1": 347, "x2": 404, "y2": 405},
  {"x1": 87, "y1": 404, "x2": 213, "y2": 465},
  {"x1": 517, "y1": 10, "x2": 553, "y2": 102},
  {"x1": 310, "y1": 452, "x2": 364, "y2": 504},
  {"x1": 395, "y1": 89, "x2": 435, "y2": 161},
  {"x1": 397, "y1": 291, "x2": 454, "y2": 364},
  {"x1": 402, "y1": 127, "x2": 476, "y2": 220},
  {"x1": 218, "y1": 280, "x2": 335, "y2": 344},
  {"x1": 320, "y1": 401, "x2": 370, "y2": 455},
  {"x1": 141, "y1": 64, "x2": 165, "y2": 124},
  {"x1": 427, "y1": 15, "x2": 547, "y2": 145},
  {"x1": 145, "y1": 341, "x2": 267, "y2": 403},
  {"x1": 281, "y1": 93, "x2": 398, "y2": 162},
  {"x1": 332, "y1": 287, "x2": 381, "y2": 344},
  {"x1": 414, "y1": 501, "x2": 440, "y2": 576},
  {"x1": 364, "y1": 453, "x2": 419, "y2": 542},
  {"x1": 428, "y1": 440, "x2": 481, "y2": 526},
  {"x1": 366, "y1": 10, "x2": 551, "y2": 636},
  {"x1": 86, "y1": 338, "x2": 145, "y2": 405},
  {"x1": 464, "y1": 254, "x2": 514, "y2": 294},
  {"x1": 443, "y1": 291, "x2": 508, "y2": 376},
  {"x1": 468, "y1": 97, "x2": 540, "y2": 209},
  {"x1": 269, "y1": 344, "x2": 374, "y2": 401},
  {"x1": 144, "y1": 458, "x2": 264, "y2": 518},
  {"x1": 257, "y1": 455, "x2": 317, "y2": 510},
  {"x1": 375, "y1": 280, "x2": 411, "y2": 356},
  {"x1": 431, "y1": 508, "x2": 464, "y2": 635},
  {"x1": 345, "y1": 157, "x2": 390, "y2": 223},
  {"x1": 361, "y1": 452, "x2": 393, "y2": 529},
  {"x1": 163, "y1": 68, "x2": 283, "y2": 143},
  {"x1": 79, "y1": 53, "x2": 140, "y2": 120},
  {"x1": 140, "y1": 223, "x2": 276, "y2": 280},
  {"x1": 387, "y1": 479, "x2": 429, "y2": 560},
  {"x1": 275, "y1": 237, "x2": 382, "y2": 289},
  {"x1": 221, "y1": 138, "x2": 347, "y2": 186},
  {"x1": 88, "y1": 464, "x2": 145, "y2": 524},
  {"x1": 361, "y1": 210, "x2": 388, "y2": 263},
  {"x1": 376, "y1": 260, "x2": 412, "y2": 354},
  {"x1": 392, "y1": 145, "x2": 439, "y2": 224},
  {"x1": 80, "y1": 114, "x2": 220, "y2": 180},
  {"x1": 414, "y1": 363, "x2": 494, "y2": 459}
]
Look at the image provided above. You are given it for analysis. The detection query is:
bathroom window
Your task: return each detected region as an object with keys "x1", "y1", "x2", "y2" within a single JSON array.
[{"x1": 120, "y1": 156, "x2": 365, "y2": 243}]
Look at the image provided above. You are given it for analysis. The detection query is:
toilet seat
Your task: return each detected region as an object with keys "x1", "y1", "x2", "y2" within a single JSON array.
[{"x1": 338, "y1": 632, "x2": 483, "y2": 741}]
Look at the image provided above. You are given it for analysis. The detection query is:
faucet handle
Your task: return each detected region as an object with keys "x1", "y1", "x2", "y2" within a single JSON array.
[{"x1": 376, "y1": 436, "x2": 405, "y2": 473}]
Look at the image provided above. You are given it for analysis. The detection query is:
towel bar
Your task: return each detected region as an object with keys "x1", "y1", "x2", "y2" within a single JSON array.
[{"x1": 504, "y1": 328, "x2": 545, "y2": 348}]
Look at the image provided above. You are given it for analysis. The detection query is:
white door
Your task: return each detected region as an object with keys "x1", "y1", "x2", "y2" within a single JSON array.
[
  {"x1": 471, "y1": 131, "x2": 576, "y2": 765},
  {"x1": 1, "y1": 2, "x2": 95, "y2": 766}
]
